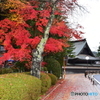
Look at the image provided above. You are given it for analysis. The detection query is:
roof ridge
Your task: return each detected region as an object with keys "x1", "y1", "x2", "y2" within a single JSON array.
[{"x1": 70, "y1": 38, "x2": 86, "y2": 42}]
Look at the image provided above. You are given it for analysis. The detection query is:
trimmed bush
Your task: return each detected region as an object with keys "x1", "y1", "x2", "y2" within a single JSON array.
[
  {"x1": 41, "y1": 67, "x2": 47, "y2": 72},
  {"x1": 0, "y1": 68, "x2": 2, "y2": 74},
  {"x1": 40, "y1": 72, "x2": 51, "y2": 94},
  {"x1": 48, "y1": 73, "x2": 57, "y2": 85},
  {"x1": 0, "y1": 68, "x2": 13, "y2": 74},
  {"x1": 11, "y1": 66, "x2": 20, "y2": 72},
  {"x1": 45, "y1": 58, "x2": 61, "y2": 78},
  {"x1": 0, "y1": 73, "x2": 41, "y2": 100}
]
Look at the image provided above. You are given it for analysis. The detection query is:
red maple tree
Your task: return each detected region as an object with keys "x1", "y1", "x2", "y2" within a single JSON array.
[{"x1": 0, "y1": 0, "x2": 83, "y2": 77}]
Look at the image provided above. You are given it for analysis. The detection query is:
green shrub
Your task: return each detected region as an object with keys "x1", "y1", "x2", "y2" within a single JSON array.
[
  {"x1": 11, "y1": 66, "x2": 20, "y2": 72},
  {"x1": 40, "y1": 72, "x2": 51, "y2": 94},
  {"x1": 14, "y1": 61, "x2": 29, "y2": 72},
  {"x1": 48, "y1": 73, "x2": 58, "y2": 85},
  {"x1": 45, "y1": 58, "x2": 61, "y2": 78},
  {"x1": 0, "y1": 68, "x2": 13, "y2": 74},
  {"x1": 0, "y1": 73, "x2": 41, "y2": 100},
  {"x1": 41, "y1": 67, "x2": 47, "y2": 71},
  {"x1": 0, "y1": 68, "x2": 2, "y2": 74}
]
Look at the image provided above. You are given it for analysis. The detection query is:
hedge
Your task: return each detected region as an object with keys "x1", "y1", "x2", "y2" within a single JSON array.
[
  {"x1": 40, "y1": 72, "x2": 51, "y2": 94},
  {"x1": 0, "y1": 73, "x2": 41, "y2": 100},
  {"x1": 0, "y1": 68, "x2": 13, "y2": 74},
  {"x1": 48, "y1": 73, "x2": 58, "y2": 85},
  {"x1": 45, "y1": 58, "x2": 61, "y2": 78}
]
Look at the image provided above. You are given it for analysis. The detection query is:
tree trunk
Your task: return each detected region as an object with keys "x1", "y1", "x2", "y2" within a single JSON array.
[{"x1": 31, "y1": 1, "x2": 57, "y2": 78}]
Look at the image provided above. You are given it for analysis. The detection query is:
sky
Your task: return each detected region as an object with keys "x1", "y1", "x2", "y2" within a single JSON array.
[{"x1": 69, "y1": 0, "x2": 100, "y2": 51}]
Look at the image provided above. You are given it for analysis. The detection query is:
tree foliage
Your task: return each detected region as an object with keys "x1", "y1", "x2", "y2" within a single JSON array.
[
  {"x1": 0, "y1": 0, "x2": 83, "y2": 68},
  {"x1": 97, "y1": 46, "x2": 100, "y2": 57}
]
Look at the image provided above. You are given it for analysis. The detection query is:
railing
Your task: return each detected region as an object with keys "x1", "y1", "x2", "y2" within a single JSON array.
[
  {"x1": 85, "y1": 70, "x2": 100, "y2": 85},
  {"x1": 92, "y1": 75, "x2": 100, "y2": 86}
]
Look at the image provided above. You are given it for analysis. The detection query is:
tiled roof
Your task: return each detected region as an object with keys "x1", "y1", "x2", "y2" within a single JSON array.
[
  {"x1": 72, "y1": 40, "x2": 86, "y2": 55},
  {"x1": 68, "y1": 39, "x2": 100, "y2": 61},
  {"x1": 71, "y1": 39, "x2": 94, "y2": 57}
]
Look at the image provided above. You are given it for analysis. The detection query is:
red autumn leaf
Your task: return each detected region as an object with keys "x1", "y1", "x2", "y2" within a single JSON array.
[{"x1": 0, "y1": 0, "x2": 83, "y2": 65}]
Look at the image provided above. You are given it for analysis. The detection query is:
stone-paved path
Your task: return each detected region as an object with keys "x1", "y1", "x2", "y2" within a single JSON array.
[{"x1": 41, "y1": 74, "x2": 100, "y2": 100}]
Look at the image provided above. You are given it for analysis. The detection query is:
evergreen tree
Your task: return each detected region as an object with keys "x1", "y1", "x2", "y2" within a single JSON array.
[{"x1": 97, "y1": 45, "x2": 100, "y2": 57}]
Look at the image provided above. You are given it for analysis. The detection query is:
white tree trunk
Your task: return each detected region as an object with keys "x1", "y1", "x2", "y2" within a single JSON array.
[{"x1": 31, "y1": 1, "x2": 57, "y2": 78}]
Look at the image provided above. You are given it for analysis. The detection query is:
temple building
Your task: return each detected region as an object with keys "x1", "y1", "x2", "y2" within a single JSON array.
[{"x1": 68, "y1": 39, "x2": 100, "y2": 66}]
